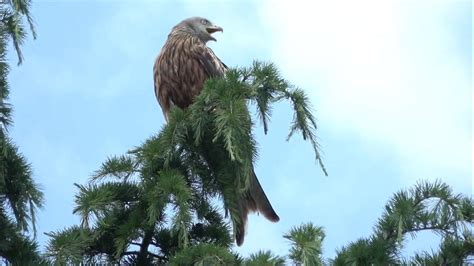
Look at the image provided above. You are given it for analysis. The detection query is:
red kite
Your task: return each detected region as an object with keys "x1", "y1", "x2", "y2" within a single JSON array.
[{"x1": 153, "y1": 17, "x2": 279, "y2": 246}]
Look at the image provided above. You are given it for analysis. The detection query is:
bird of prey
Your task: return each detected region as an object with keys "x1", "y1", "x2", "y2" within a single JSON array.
[{"x1": 153, "y1": 17, "x2": 279, "y2": 246}]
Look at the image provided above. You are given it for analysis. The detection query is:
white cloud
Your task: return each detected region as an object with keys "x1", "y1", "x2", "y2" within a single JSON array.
[{"x1": 257, "y1": 0, "x2": 471, "y2": 189}]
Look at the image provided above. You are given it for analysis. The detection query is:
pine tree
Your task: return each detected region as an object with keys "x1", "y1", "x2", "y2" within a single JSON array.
[
  {"x1": 227, "y1": 180, "x2": 472, "y2": 265},
  {"x1": 0, "y1": 0, "x2": 44, "y2": 264},
  {"x1": 332, "y1": 180, "x2": 474, "y2": 265},
  {"x1": 44, "y1": 57, "x2": 473, "y2": 265},
  {"x1": 45, "y1": 61, "x2": 327, "y2": 264}
]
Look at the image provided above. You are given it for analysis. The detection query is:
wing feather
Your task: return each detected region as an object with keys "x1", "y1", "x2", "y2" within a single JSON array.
[{"x1": 190, "y1": 43, "x2": 227, "y2": 78}]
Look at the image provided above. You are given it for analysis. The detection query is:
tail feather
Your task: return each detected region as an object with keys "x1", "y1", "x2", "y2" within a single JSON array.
[{"x1": 235, "y1": 169, "x2": 279, "y2": 246}]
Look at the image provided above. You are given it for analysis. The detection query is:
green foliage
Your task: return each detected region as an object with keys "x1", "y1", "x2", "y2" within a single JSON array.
[
  {"x1": 160, "y1": 62, "x2": 327, "y2": 239},
  {"x1": 0, "y1": 1, "x2": 43, "y2": 264},
  {"x1": 0, "y1": 31, "x2": 12, "y2": 129},
  {"x1": 46, "y1": 137, "x2": 236, "y2": 263},
  {"x1": 0, "y1": 208, "x2": 45, "y2": 265},
  {"x1": 45, "y1": 56, "x2": 473, "y2": 265},
  {"x1": 44, "y1": 226, "x2": 95, "y2": 264},
  {"x1": 46, "y1": 61, "x2": 327, "y2": 264},
  {"x1": 91, "y1": 155, "x2": 137, "y2": 182},
  {"x1": 73, "y1": 181, "x2": 141, "y2": 228},
  {"x1": 41, "y1": 57, "x2": 472, "y2": 266},
  {"x1": 0, "y1": 0, "x2": 37, "y2": 131},
  {"x1": 0, "y1": 137, "x2": 43, "y2": 235},
  {"x1": 409, "y1": 235, "x2": 474, "y2": 265},
  {"x1": 284, "y1": 222, "x2": 325, "y2": 265},
  {"x1": 169, "y1": 243, "x2": 239, "y2": 265},
  {"x1": 244, "y1": 250, "x2": 286, "y2": 266},
  {"x1": 0, "y1": 0, "x2": 36, "y2": 66},
  {"x1": 332, "y1": 236, "x2": 398, "y2": 265},
  {"x1": 333, "y1": 180, "x2": 474, "y2": 265}
]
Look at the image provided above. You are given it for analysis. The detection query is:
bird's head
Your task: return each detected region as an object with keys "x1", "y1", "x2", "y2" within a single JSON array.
[{"x1": 181, "y1": 17, "x2": 223, "y2": 43}]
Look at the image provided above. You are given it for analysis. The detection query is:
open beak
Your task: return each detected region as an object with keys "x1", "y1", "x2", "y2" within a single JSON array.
[{"x1": 206, "y1": 25, "x2": 223, "y2": 42}]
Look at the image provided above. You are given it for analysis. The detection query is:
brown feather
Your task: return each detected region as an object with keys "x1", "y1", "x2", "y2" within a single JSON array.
[
  {"x1": 235, "y1": 168, "x2": 280, "y2": 246},
  {"x1": 153, "y1": 21, "x2": 226, "y2": 121},
  {"x1": 153, "y1": 17, "x2": 279, "y2": 246}
]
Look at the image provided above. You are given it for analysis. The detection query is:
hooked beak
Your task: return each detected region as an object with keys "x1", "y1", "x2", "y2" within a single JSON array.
[{"x1": 206, "y1": 25, "x2": 223, "y2": 34}]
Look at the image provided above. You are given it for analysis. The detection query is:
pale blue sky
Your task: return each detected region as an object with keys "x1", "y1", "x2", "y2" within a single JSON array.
[{"x1": 8, "y1": 0, "x2": 472, "y2": 259}]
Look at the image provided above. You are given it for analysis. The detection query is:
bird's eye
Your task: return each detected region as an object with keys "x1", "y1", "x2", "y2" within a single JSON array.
[{"x1": 201, "y1": 19, "x2": 209, "y2": 25}]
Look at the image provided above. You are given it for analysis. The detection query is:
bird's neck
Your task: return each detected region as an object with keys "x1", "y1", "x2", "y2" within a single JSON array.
[
  {"x1": 168, "y1": 31, "x2": 205, "y2": 46},
  {"x1": 168, "y1": 25, "x2": 209, "y2": 45}
]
